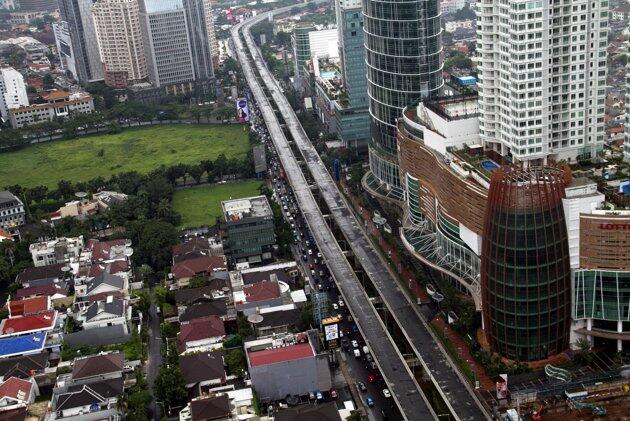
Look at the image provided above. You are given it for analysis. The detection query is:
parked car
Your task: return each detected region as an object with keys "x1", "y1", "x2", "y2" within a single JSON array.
[
  {"x1": 351, "y1": 340, "x2": 359, "y2": 348},
  {"x1": 316, "y1": 391, "x2": 323, "y2": 401},
  {"x1": 353, "y1": 349, "x2": 361, "y2": 358},
  {"x1": 330, "y1": 389, "x2": 338, "y2": 399},
  {"x1": 383, "y1": 389, "x2": 392, "y2": 398},
  {"x1": 366, "y1": 397, "x2": 375, "y2": 408}
]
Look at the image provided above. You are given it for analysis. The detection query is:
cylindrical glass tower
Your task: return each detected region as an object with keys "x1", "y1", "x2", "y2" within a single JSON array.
[
  {"x1": 481, "y1": 166, "x2": 572, "y2": 361},
  {"x1": 363, "y1": 0, "x2": 443, "y2": 194}
]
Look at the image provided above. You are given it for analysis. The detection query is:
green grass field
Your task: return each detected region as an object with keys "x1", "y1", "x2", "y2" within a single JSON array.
[
  {"x1": 0, "y1": 124, "x2": 249, "y2": 188},
  {"x1": 172, "y1": 180, "x2": 264, "y2": 229}
]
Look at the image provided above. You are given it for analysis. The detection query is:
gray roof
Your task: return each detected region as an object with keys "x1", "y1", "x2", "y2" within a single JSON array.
[
  {"x1": 64, "y1": 325, "x2": 130, "y2": 348},
  {"x1": 179, "y1": 351, "x2": 225, "y2": 385},
  {"x1": 0, "y1": 191, "x2": 19, "y2": 205},
  {"x1": 87, "y1": 272, "x2": 124, "y2": 294},
  {"x1": 84, "y1": 299, "x2": 125, "y2": 321},
  {"x1": 179, "y1": 301, "x2": 227, "y2": 323},
  {"x1": 56, "y1": 378, "x2": 124, "y2": 411}
]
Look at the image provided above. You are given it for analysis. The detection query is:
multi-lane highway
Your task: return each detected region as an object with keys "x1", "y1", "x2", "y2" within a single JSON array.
[{"x1": 232, "y1": 5, "x2": 490, "y2": 421}]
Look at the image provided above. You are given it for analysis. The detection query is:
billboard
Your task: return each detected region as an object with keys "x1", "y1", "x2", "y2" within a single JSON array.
[
  {"x1": 324, "y1": 323, "x2": 339, "y2": 341},
  {"x1": 236, "y1": 98, "x2": 250, "y2": 123}
]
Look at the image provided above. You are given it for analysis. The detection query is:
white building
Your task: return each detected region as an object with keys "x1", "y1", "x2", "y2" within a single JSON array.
[
  {"x1": 441, "y1": 0, "x2": 465, "y2": 14},
  {"x1": 53, "y1": 21, "x2": 78, "y2": 80},
  {"x1": 9, "y1": 90, "x2": 94, "y2": 128},
  {"x1": 308, "y1": 28, "x2": 338, "y2": 59},
  {"x1": 29, "y1": 236, "x2": 84, "y2": 267},
  {"x1": 0, "y1": 68, "x2": 28, "y2": 120},
  {"x1": 445, "y1": 20, "x2": 474, "y2": 33},
  {"x1": 477, "y1": 0, "x2": 608, "y2": 164}
]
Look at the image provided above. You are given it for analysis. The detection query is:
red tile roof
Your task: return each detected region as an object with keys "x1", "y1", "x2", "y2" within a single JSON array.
[
  {"x1": 0, "y1": 311, "x2": 56, "y2": 336},
  {"x1": 171, "y1": 255, "x2": 226, "y2": 280},
  {"x1": 8, "y1": 297, "x2": 50, "y2": 317},
  {"x1": 178, "y1": 316, "x2": 225, "y2": 352},
  {"x1": 86, "y1": 239, "x2": 129, "y2": 262},
  {"x1": 0, "y1": 377, "x2": 32, "y2": 402},
  {"x1": 243, "y1": 281, "x2": 280, "y2": 303},
  {"x1": 248, "y1": 342, "x2": 314, "y2": 367},
  {"x1": 15, "y1": 283, "x2": 68, "y2": 300}
]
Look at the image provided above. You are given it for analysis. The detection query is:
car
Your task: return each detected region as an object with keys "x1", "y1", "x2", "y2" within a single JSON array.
[
  {"x1": 338, "y1": 299, "x2": 345, "y2": 307},
  {"x1": 357, "y1": 381, "x2": 367, "y2": 392},
  {"x1": 309, "y1": 391, "x2": 315, "y2": 400},
  {"x1": 366, "y1": 397, "x2": 375, "y2": 408},
  {"x1": 316, "y1": 391, "x2": 323, "y2": 401},
  {"x1": 330, "y1": 389, "x2": 338, "y2": 399},
  {"x1": 367, "y1": 374, "x2": 377, "y2": 383},
  {"x1": 317, "y1": 252, "x2": 322, "y2": 258},
  {"x1": 318, "y1": 284, "x2": 323, "y2": 291},
  {"x1": 341, "y1": 338, "x2": 350, "y2": 350},
  {"x1": 369, "y1": 361, "x2": 378, "y2": 371},
  {"x1": 351, "y1": 340, "x2": 359, "y2": 348},
  {"x1": 309, "y1": 263, "x2": 315, "y2": 270},
  {"x1": 332, "y1": 303, "x2": 339, "y2": 310},
  {"x1": 365, "y1": 354, "x2": 373, "y2": 363},
  {"x1": 383, "y1": 389, "x2": 392, "y2": 398},
  {"x1": 302, "y1": 255, "x2": 307, "y2": 262},
  {"x1": 311, "y1": 269, "x2": 316, "y2": 276},
  {"x1": 353, "y1": 349, "x2": 361, "y2": 358},
  {"x1": 308, "y1": 249, "x2": 313, "y2": 255}
]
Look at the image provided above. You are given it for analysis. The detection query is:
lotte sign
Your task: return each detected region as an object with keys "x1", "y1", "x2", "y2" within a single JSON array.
[{"x1": 598, "y1": 223, "x2": 630, "y2": 230}]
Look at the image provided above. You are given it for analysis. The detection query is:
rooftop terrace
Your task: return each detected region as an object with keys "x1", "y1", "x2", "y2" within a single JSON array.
[{"x1": 222, "y1": 195, "x2": 272, "y2": 222}]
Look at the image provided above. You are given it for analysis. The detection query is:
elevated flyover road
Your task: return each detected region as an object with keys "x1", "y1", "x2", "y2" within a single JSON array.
[{"x1": 232, "y1": 10, "x2": 437, "y2": 421}]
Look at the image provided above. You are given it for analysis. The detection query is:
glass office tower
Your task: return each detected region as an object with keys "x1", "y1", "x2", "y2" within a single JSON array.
[
  {"x1": 363, "y1": 0, "x2": 443, "y2": 197},
  {"x1": 482, "y1": 166, "x2": 572, "y2": 361}
]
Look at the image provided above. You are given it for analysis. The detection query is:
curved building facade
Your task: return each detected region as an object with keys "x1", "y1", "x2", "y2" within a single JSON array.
[
  {"x1": 363, "y1": 0, "x2": 443, "y2": 197},
  {"x1": 482, "y1": 166, "x2": 572, "y2": 361}
]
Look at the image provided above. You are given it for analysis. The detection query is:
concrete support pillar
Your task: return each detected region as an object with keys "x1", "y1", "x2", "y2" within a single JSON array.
[{"x1": 618, "y1": 321, "x2": 623, "y2": 352}]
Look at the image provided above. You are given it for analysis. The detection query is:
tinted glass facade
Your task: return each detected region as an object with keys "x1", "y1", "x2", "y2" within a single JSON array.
[
  {"x1": 363, "y1": 0, "x2": 443, "y2": 191},
  {"x1": 482, "y1": 166, "x2": 572, "y2": 361}
]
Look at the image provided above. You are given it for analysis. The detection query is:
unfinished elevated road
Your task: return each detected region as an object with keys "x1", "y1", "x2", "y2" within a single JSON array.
[{"x1": 233, "y1": 5, "x2": 489, "y2": 421}]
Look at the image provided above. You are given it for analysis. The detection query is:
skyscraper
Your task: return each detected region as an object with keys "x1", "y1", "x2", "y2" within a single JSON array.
[
  {"x1": 333, "y1": 0, "x2": 370, "y2": 150},
  {"x1": 477, "y1": 0, "x2": 608, "y2": 165},
  {"x1": 56, "y1": 0, "x2": 104, "y2": 83},
  {"x1": 182, "y1": 0, "x2": 215, "y2": 87},
  {"x1": 92, "y1": 0, "x2": 147, "y2": 88},
  {"x1": 139, "y1": 0, "x2": 195, "y2": 93},
  {"x1": 362, "y1": 0, "x2": 443, "y2": 198}
]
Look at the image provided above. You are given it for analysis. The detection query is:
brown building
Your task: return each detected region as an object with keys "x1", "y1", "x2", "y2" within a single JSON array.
[{"x1": 579, "y1": 212, "x2": 630, "y2": 270}]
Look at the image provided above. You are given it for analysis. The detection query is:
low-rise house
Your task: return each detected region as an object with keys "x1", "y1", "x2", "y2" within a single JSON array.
[
  {"x1": 177, "y1": 316, "x2": 226, "y2": 354},
  {"x1": 29, "y1": 236, "x2": 84, "y2": 267},
  {"x1": 179, "y1": 394, "x2": 230, "y2": 421},
  {"x1": 79, "y1": 298, "x2": 128, "y2": 332},
  {"x1": 274, "y1": 402, "x2": 342, "y2": 421},
  {"x1": 254, "y1": 304, "x2": 300, "y2": 337},
  {"x1": 171, "y1": 255, "x2": 227, "y2": 288},
  {"x1": 50, "y1": 192, "x2": 127, "y2": 225},
  {"x1": 179, "y1": 301, "x2": 228, "y2": 324},
  {"x1": 15, "y1": 283, "x2": 69, "y2": 301},
  {"x1": 0, "y1": 310, "x2": 58, "y2": 338},
  {"x1": 0, "y1": 377, "x2": 38, "y2": 410},
  {"x1": 0, "y1": 331, "x2": 47, "y2": 358},
  {"x1": 70, "y1": 352, "x2": 123, "y2": 383},
  {"x1": 64, "y1": 325, "x2": 130, "y2": 348},
  {"x1": 0, "y1": 352, "x2": 49, "y2": 379},
  {"x1": 179, "y1": 351, "x2": 226, "y2": 396},
  {"x1": 49, "y1": 378, "x2": 122, "y2": 420},
  {"x1": 0, "y1": 377, "x2": 37, "y2": 412},
  {"x1": 234, "y1": 280, "x2": 283, "y2": 316},
  {"x1": 8, "y1": 296, "x2": 50, "y2": 317},
  {"x1": 75, "y1": 272, "x2": 126, "y2": 298},
  {"x1": 84, "y1": 239, "x2": 132, "y2": 264},
  {"x1": 175, "y1": 286, "x2": 220, "y2": 307},
  {"x1": 16, "y1": 264, "x2": 66, "y2": 288}
]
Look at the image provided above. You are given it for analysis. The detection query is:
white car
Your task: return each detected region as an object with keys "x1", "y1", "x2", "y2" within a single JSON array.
[
  {"x1": 308, "y1": 249, "x2": 313, "y2": 255},
  {"x1": 338, "y1": 299, "x2": 345, "y2": 307},
  {"x1": 332, "y1": 303, "x2": 339, "y2": 310},
  {"x1": 351, "y1": 340, "x2": 359, "y2": 348},
  {"x1": 383, "y1": 389, "x2": 392, "y2": 399}
]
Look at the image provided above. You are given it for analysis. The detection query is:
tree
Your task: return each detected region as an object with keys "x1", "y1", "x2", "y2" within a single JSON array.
[
  {"x1": 213, "y1": 106, "x2": 234, "y2": 121},
  {"x1": 189, "y1": 106, "x2": 202, "y2": 123},
  {"x1": 154, "y1": 365, "x2": 187, "y2": 415},
  {"x1": 225, "y1": 349, "x2": 247, "y2": 377},
  {"x1": 130, "y1": 220, "x2": 178, "y2": 271},
  {"x1": 189, "y1": 274, "x2": 207, "y2": 288},
  {"x1": 43, "y1": 74, "x2": 55, "y2": 89}
]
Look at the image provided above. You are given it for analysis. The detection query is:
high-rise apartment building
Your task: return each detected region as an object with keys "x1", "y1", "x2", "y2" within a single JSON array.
[
  {"x1": 182, "y1": 0, "x2": 215, "y2": 86},
  {"x1": 56, "y1": 0, "x2": 104, "y2": 83},
  {"x1": 362, "y1": 0, "x2": 443, "y2": 198},
  {"x1": 139, "y1": 0, "x2": 195, "y2": 93},
  {"x1": 18, "y1": 0, "x2": 58, "y2": 11},
  {"x1": 292, "y1": 24, "x2": 314, "y2": 90},
  {"x1": 333, "y1": 0, "x2": 370, "y2": 150},
  {"x1": 477, "y1": 0, "x2": 608, "y2": 165},
  {"x1": 92, "y1": 0, "x2": 147, "y2": 88},
  {"x1": 624, "y1": 58, "x2": 630, "y2": 162},
  {"x1": 0, "y1": 68, "x2": 29, "y2": 120}
]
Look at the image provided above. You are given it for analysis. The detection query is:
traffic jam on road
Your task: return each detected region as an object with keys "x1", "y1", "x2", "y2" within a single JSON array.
[{"x1": 249, "y1": 96, "x2": 401, "y2": 420}]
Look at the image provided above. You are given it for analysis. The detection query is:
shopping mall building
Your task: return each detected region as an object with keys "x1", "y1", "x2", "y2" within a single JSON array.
[{"x1": 388, "y1": 94, "x2": 630, "y2": 361}]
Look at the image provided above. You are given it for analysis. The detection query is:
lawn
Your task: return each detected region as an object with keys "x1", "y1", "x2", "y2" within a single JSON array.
[
  {"x1": 172, "y1": 180, "x2": 264, "y2": 229},
  {"x1": 0, "y1": 124, "x2": 249, "y2": 188}
]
